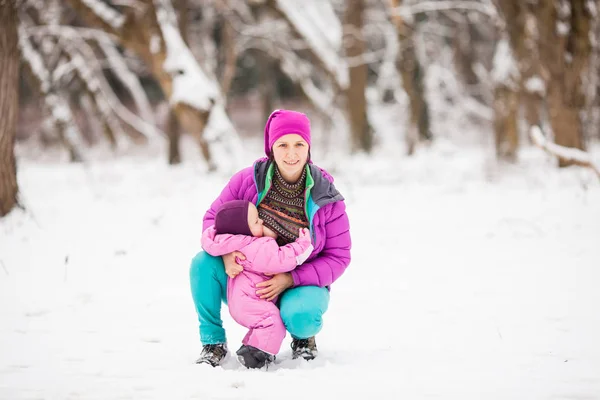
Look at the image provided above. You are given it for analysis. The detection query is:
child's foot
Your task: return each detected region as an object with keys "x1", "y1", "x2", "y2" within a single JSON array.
[{"x1": 236, "y1": 345, "x2": 275, "y2": 369}]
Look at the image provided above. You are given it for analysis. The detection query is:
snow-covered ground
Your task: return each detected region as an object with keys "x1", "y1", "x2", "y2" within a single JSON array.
[{"x1": 1, "y1": 138, "x2": 600, "y2": 400}]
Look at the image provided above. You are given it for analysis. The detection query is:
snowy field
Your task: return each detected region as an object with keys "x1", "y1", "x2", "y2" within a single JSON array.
[{"x1": 1, "y1": 139, "x2": 600, "y2": 400}]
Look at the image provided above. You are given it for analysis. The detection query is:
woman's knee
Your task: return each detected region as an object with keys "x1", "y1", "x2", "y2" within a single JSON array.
[
  {"x1": 190, "y1": 251, "x2": 224, "y2": 280},
  {"x1": 279, "y1": 286, "x2": 330, "y2": 338}
]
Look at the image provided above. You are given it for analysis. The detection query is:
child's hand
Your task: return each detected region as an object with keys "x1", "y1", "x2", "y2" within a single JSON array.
[
  {"x1": 223, "y1": 251, "x2": 245, "y2": 279},
  {"x1": 298, "y1": 228, "x2": 311, "y2": 241}
]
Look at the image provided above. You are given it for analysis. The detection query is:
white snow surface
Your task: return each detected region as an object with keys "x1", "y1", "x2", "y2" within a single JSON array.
[{"x1": 1, "y1": 137, "x2": 600, "y2": 400}]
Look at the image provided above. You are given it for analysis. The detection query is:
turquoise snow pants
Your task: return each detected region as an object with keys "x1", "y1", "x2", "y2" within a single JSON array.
[{"x1": 189, "y1": 251, "x2": 330, "y2": 345}]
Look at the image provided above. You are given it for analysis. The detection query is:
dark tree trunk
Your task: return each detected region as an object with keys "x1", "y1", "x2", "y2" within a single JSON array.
[
  {"x1": 0, "y1": 0, "x2": 19, "y2": 217},
  {"x1": 536, "y1": 0, "x2": 590, "y2": 166},
  {"x1": 391, "y1": 0, "x2": 431, "y2": 155},
  {"x1": 493, "y1": 85, "x2": 519, "y2": 162},
  {"x1": 344, "y1": 0, "x2": 372, "y2": 153},
  {"x1": 167, "y1": 109, "x2": 181, "y2": 165}
]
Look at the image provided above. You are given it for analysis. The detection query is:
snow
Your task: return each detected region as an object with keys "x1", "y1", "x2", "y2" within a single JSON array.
[
  {"x1": 18, "y1": 24, "x2": 50, "y2": 93},
  {"x1": 588, "y1": 0, "x2": 598, "y2": 18},
  {"x1": 397, "y1": 1, "x2": 498, "y2": 20},
  {"x1": 2, "y1": 134, "x2": 600, "y2": 399},
  {"x1": 556, "y1": 21, "x2": 570, "y2": 36},
  {"x1": 492, "y1": 38, "x2": 518, "y2": 88},
  {"x1": 276, "y1": 0, "x2": 349, "y2": 89},
  {"x1": 201, "y1": 102, "x2": 245, "y2": 174},
  {"x1": 530, "y1": 126, "x2": 600, "y2": 174},
  {"x1": 47, "y1": 94, "x2": 71, "y2": 122},
  {"x1": 149, "y1": 35, "x2": 161, "y2": 55},
  {"x1": 525, "y1": 76, "x2": 546, "y2": 95},
  {"x1": 81, "y1": 0, "x2": 125, "y2": 30},
  {"x1": 157, "y1": 13, "x2": 219, "y2": 111}
]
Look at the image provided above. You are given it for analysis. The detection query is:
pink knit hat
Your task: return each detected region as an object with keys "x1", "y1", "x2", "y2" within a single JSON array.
[{"x1": 264, "y1": 109, "x2": 311, "y2": 157}]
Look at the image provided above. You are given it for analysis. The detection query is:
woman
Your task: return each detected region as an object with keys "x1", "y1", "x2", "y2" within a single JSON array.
[{"x1": 189, "y1": 109, "x2": 351, "y2": 368}]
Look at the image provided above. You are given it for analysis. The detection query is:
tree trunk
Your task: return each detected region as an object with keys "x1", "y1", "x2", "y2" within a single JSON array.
[
  {"x1": 547, "y1": 83, "x2": 585, "y2": 166},
  {"x1": 344, "y1": 0, "x2": 372, "y2": 153},
  {"x1": 0, "y1": 0, "x2": 19, "y2": 217},
  {"x1": 167, "y1": 108, "x2": 181, "y2": 165},
  {"x1": 452, "y1": 18, "x2": 482, "y2": 102},
  {"x1": 219, "y1": 18, "x2": 237, "y2": 100},
  {"x1": 522, "y1": 91, "x2": 542, "y2": 129},
  {"x1": 65, "y1": 0, "x2": 214, "y2": 162},
  {"x1": 535, "y1": 0, "x2": 590, "y2": 166},
  {"x1": 390, "y1": 0, "x2": 431, "y2": 155},
  {"x1": 257, "y1": 54, "x2": 276, "y2": 124},
  {"x1": 268, "y1": 1, "x2": 347, "y2": 93},
  {"x1": 493, "y1": 86, "x2": 519, "y2": 162}
]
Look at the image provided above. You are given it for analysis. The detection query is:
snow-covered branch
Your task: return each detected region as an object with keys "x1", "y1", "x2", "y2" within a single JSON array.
[
  {"x1": 98, "y1": 40, "x2": 156, "y2": 130},
  {"x1": 275, "y1": 0, "x2": 349, "y2": 90},
  {"x1": 18, "y1": 18, "x2": 85, "y2": 161},
  {"x1": 80, "y1": 0, "x2": 125, "y2": 30},
  {"x1": 492, "y1": 37, "x2": 519, "y2": 89},
  {"x1": 24, "y1": 23, "x2": 161, "y2": 139},
  {"x1": 25, "y1": 25, "x2": 119, "y2": 44},
  {"x1": 154, "y1": 0, "x2": 219, "y2": 111},
  {"x1": 393, "y1": 0, "x2": 499, "y2": 20},
  {"x1": 530, "y1": 126, "x2": 600, "y2": 179},
  {"x1": 62, "y1": 32, "x2": 163, "y2": 143}
]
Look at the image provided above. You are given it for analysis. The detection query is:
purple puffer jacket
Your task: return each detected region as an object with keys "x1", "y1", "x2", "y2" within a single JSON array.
[{"x1": 203, "y1": 159, "x2": 351, "y2": 288}]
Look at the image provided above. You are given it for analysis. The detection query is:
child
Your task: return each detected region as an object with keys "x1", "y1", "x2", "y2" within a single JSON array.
[{"x1": 201, "y1": 199, "x2": 313, "y2": 369}]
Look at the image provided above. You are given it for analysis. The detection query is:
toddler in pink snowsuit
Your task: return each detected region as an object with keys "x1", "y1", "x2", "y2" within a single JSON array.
[{"x1": 201, "y1": 199, "x2": 313, "y2": 363}]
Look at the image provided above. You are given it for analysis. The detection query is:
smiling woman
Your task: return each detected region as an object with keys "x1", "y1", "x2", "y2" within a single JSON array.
[
  {"x1": 189, "y1": 109, "x2": 352, "y2": 369},
  {"x1": 271, "y1": 134, "x2": 310, "y2": 183}
]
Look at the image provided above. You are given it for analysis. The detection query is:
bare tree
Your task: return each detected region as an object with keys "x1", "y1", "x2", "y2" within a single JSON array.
[
  {"x1": 492, "y1": 18, "x2": 520, "y2": 162},
  {"x1": 448, "y1": 11, "x2": 487, "y2": 103},
  {"x1": 530, "y1": 126, "x2": 600, "y2": 179},
  {"x1": 0, "y1": 0, "x2": 20, "y2": 216},
  {"x1": 19, "y1": 0, "x2": 163, "y2": 156},
  {"x1": 225, "y1": 1, "x2": 350, "y2": 142},
  {"x1": 494, "y1": 1, "x2": 545, "y2": 162},
  {"x1": 64, "y1": 0, "x2": 229, "y2": 168},
  {"x1": 344, "y1": 0, "x2": 373, "y2": 153},
  {"x1": 491, "y1": 34, "x2": 520, "y2": 162},
  {"x1": 390, "y1": 0, "x2": 431, "y2": 155},
  {"x1": 536, "y1": 0, "x2": 592, "y2": 166}
]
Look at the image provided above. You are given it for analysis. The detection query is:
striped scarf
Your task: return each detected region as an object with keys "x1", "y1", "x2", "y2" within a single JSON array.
[{"x1": 258, "y1": 165, "x2": 309, "y2": 246}]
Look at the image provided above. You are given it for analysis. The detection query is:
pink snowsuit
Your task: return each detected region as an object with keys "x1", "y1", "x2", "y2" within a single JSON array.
[{"x1": 201, "y1": 226, "x2": 313, "y2": 355}]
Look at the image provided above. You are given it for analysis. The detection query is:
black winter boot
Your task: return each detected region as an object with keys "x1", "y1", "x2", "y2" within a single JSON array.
[
  {"x1": 196, "y1": 343, "x2": 228, "y2": 367},
  {"x1": 236, "y1": 345, "x2": 275, "y2": 369},
  {"x1": 291, "y1": 336, "x2": 318, "y2": 360}
]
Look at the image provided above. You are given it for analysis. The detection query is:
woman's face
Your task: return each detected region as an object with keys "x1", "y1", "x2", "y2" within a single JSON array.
[{"x1": 272, "y1": 134, "x2": 309, "y2": 181}]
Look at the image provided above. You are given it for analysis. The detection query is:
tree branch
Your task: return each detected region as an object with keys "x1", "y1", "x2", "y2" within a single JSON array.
[{"x1": 530, "y1": 126, "x2": 600, "y2": 179}]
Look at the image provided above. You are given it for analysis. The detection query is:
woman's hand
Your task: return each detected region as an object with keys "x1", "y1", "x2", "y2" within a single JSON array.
[
  {"x1": 223, "y1": 251, "x2": 245, "y2": 279},
  {"x1": 256, "y1": 272, "x2": 294, "y2": 301}
]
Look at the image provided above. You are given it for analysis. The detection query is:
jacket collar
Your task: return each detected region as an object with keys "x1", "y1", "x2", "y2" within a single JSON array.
[{"x1": 253, "y1": 159, "x2": 343, "y2": 207}]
